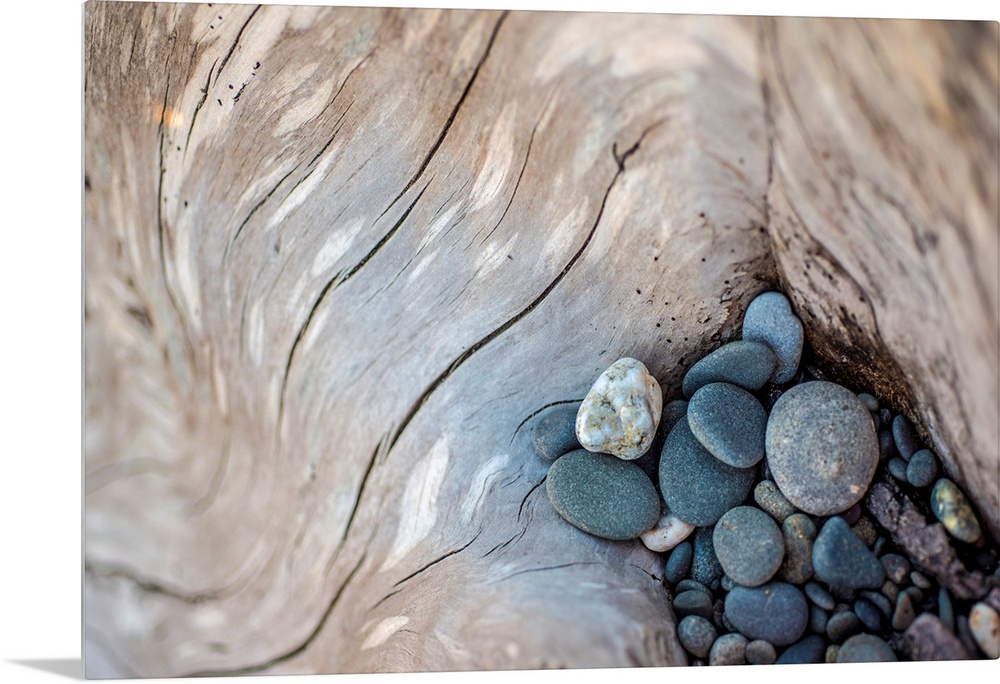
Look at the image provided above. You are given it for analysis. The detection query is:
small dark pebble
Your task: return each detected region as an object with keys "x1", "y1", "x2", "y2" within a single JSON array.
[
  {"x1": 904, "y1": 586, "x2": 924, "y2": 605},
  {"x1": 809, "y1": 604, "x2": 829, "y2": 634},
  {"x1": 708, "y1": 632, "x2": 747, "y2": 666},
  {"x1": 857, "y1": 393, "x2": 879, "y2": 412},
  {"x1": 826, "y1": 610, "x2": 860, "y2": 643},
  {"x1": 664, "y1": 542, "x2": 693, "y2": 585},
  {"x1": 804, "y1": 581, "x2": 836, "y2": 610},
  {"x1": 872, "y1": 535, "x2": 887, "y2": 556},
  {"x1": 853, "y1": 597, "x2": 882, "y2": 632},
  {"x1": 879, "y1": 407, "x2": 892, "y2": 427},
  {"x1": 745, "y1": 639, "x2": 777, "y2": 665},
  {"x1": 887, "y1": 456, "x2": 909, "y2": 482},
  {"x1": 892, "y1": 414, "x2": 919, "y2": 461},
  {"x1": 778, "y1": 513, "x2": 816, "y2": 585},
  {"x1": 677, "y1": 615, "x2": 717, "y2": 659},
  {"x1": 891, "y1": 591, "x2": 916, "y2": 631},
  {"x1": 711, "y1": 598, "x2": 726, "y2": 631},
  {"x1": 775, "y1": 634, "x2": 826, "y2": 664},
  {"x1": 529, "y1": 404, "x2": 581, "y2": 462},
  {"x1": 859, "y1": 590, "x2": 892, "y2": 618},
  {"x1": 880, "y1": 553, "x2": 911, "y2": 585},
  {"x1": 753, "y1": 479, "x2": 797, "y2": 523},
  {"x1": 661, "y1": 399, "x2": 689, "y2": 436},
  {"x1": 724, "y1": 582, "x2": 808, "y2": 647},
  {"x1": 937, "y1": 587, "x2": 955, "y2": 633},
  {"x1": 881, "y1": 579, "x2": 899, "y2": 604},
  {"x1": 906, "y1": 449, "x2": 938, "y2": 487},
  {"x1": 840, "y1": 502, "x2": 862, "y2": 525},
  {"x1": 673, "y1": 590, "x2": 714, "y2": 620},
  {"x1": 812, "y1": 516, "x2": 885, "y2": 590},
  {"x1": 825, "y1": 644, "x2": 839, "y2": 663},
  {"x1": 837, "y1": 634, "x2": 897, "y2": 662},
  {"x1": 852, "y1": 515, "x2": 878, "y2": 548},
  {"x1": 955, "y1": 615, "x2": 981, "y2": 658},
  {"x1": 878, "y1": 429, "x2": 895, "y2": 460},
  {"x1": 690, "y1": 527, "x2": 724, "y2": 588},
  {"x1": 910, "y1": 570, "x2": 932, "y2": 589},
  {"x1": 902, "y1": 613, "x2": 970, "y2": 660},
  {"x1": 720, "y1": 574, "x2": 735, "y2": 592},
  {"x1": 675, "y1": 579, "x2": 711, "y2": 596}
]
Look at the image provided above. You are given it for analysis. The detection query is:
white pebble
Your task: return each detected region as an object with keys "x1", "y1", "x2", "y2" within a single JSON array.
[
  {"x1": 576, "y1": 357, "x2": 662, "y2": 460},
  {"x1": 640, "y1": 509, "x2": 695, "y2": 553},
  {"x1": 969, "y1": 602, "x2": 999, "y2": 659}
]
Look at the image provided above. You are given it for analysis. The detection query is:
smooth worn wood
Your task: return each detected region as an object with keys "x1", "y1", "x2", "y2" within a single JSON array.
[{"x1": 83, "y1": 3, "x2": 999, "y2": 677}]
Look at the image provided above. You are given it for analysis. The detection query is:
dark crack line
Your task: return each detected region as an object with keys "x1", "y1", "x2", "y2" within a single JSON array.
[
  {"x1": 213, "y1": 5, "x2": 261, "y2": 86},
  {"x1": 376, "y1": 10, "x2": 509, "y2": 223},
  {"x1": 185, "y1": 552, "x2": 367, "y2": 677},
  {"x1": 518, "y1": 476, "x2": 546, "y2": 522},
  {"x1": 335, "y1": 437, "x2": 385, "y2": 551},
  {"x1": 223, "y1": 164, "x2": 300, "y2": 263},
  {"x1": 85, "y1": 560, "x2": 221, "y2": 605},
  {"x1": 391, "y1": 529, "x2": 482, "y2": 589},
  {"x1": 481, "y1": 526, "x2": 528, "y2": 559},
  {"x1": 490, "y1": 561, "x2": 601, "y2": 584},
  {"x1": 184, "y1": 58, "x2": 218, "y2": 156},
  {"x1": 509, "y1": 398, "x2": 584, "y2": 446},
  {"x1": 478, "y1": 119, "x2": 538, "y2": 246}
]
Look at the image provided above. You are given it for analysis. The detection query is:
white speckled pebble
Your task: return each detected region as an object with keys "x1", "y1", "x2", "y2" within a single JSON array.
[
  {"x1": 640, "y1": 508, "x2": 695, "y2": 553},
  {"x1": 576, "y1": 357, "x2": 662, "y2": 460},
  {"x1": 969, "y1": 602, "x2": 1000, "y2": 659}
]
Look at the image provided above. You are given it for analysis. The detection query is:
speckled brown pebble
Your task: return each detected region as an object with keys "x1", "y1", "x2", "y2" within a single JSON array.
[
  {"x1": 969, "y1": 601, "x2": 1000, "y2": 659},
  {"x1": 891, "y1": 590, "x2": 916, "y2": 631},
  {"x1": 745, "y1": 639, "x2": 776, "y2": 665},
  {"x1": 754, "y1": 479, "x2": 798, "y2": 523},
  {"x1": 778, "y1": 513, "x2": 816, "y2": 585},
  {"x1": 930, "y1": 478, "x2": 983, "y2": 544}
]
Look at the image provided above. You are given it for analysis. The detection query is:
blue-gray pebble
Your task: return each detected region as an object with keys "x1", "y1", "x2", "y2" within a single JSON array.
[
  {"x1": 677, "y1": 615, "x2": 717, "y2": 659},
  {"x1": 713, "y1": 506, "x2": 784, "y2": 587},
  {"x1": 681, "y1": 340, "x2": 777, "y2": 398},
  {"x1": 745, "y1": 639, "x2": 777, "y2": 665},
  {"x1": 659, "y1": 417, "x2": 757, "y2": 526},
  {"x1": 691, "y1": 527, "x2": 724, "y2": 588},
  {"x1": 687, "y1": 383, "x2": 767, "y2": 468},
  {"x1": 741, "y1": 291, "x2": 804, "y2": 384},
  {"x1": 673, "y1": 590, "x2": 714, "y2": 620},
  {"x1": 776, "y1": 635, "x2": 826, "y2": 664},
  {"x1": 812, "y1": 516, "x2": 885, "y2": 589},
  {"x1": 724, "y1": 582, "x2": 808, "y2": 647},
  {"x1": 906, "y1": 449, "x2": 938, "y2": 487},
  {"x1": 665, "y1": 541, "x2": 693, "y2": 585},
  {"x1": 836, "y1": 634, "x2": 897, "y2": 662},
  {"x1": 530, "y1": 404, "x2": 581, "y2": 463},
  {"x1": 661, "y1": 399, "x2": 689, "y2": 435},
  {"x1": 545, "y1": 449, "x2": 660, "y2": 540},
  {"x1": 892, "y1": 414, "x2": 919, "y2": 461}
]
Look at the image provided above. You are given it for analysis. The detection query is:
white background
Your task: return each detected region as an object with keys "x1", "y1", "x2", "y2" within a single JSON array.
[{"x1": 1, "y1": 0, "x2": 997, "y2": 682}]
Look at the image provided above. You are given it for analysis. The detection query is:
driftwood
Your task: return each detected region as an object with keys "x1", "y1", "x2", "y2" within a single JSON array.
[{"x1": 83, "y1": 3, "x2": 999, "y2": 677}]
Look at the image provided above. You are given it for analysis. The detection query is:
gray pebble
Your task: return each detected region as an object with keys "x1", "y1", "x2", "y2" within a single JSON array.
[
  {"x1": 892, "y1": 414, "x2": 919, "y2": 461},
  {"x1": 857, "y1": 392, "x2": 879, "y2": 412},
  {"x1": 677, "y1": 615, "x2": 717, "y2": 659},
  {"x1": 937, "y1": 587, "x2": 955, "y2": 633},
  {"x1": 778, "y1": 513, "x2": 816, "y2": 585},
  {"x1": 682, "y1": 340, "x2": 776, "y2": 398},
  {"x1": 529, "y1": 404, "x2": 581, "y2": 463},
  {"x1": 753, "y1": 479, "x2": 798, "y2": 523},
  {"x1": 887, "y1": 456, "x2": 909, "y2": 482},
  {"x1": 724, "y1": 582, "x2": 808, "y2": 647},
  {"x1": 910, "y1": 570, "x2": 932, "y2": 589},
  {"x1": 812, "y1": 516, "x2": 885, "y2": 590},
  {"x1": 860, "y1": 590, "x2": 892, "y2": 618},
  {"x1": 852, "y1": 515, "x2": 878, "y2": 548},
  {"x1": 659, "y1": 417, "x2": 756, "y2": 526},
  {"x1": 905, "y1": 586, "x2": 924, "y2": 604},
  {"x1": 688, "y1": 383, "x2": 767, "y2": 468},
  {"x1": 676, "y1": 578, "x2": 711, "y2": 596},
  {"x1": 878, "y1": 429, "x2": 895, "y2": 460},
  {"x1": 765, "y1": 381, "x2": 878, "y2": 515},
  {"x1": 664, "y1": 541, "x2": 693, "y2": 585},
  {"x1": 809, "y1": 604, "x2": 829, "y2": 634},
  {"x1": 906, "y1": 449, "x2": 938, "y2": 487},
  {"x1": 720, "y1": 574, "x2": 735, "y2": 592},
  {"x1": 745, "y1": 639, "x2": 777, "y2": 665},
  {"x1": 854, "y1": 597, "x2": 882, "y2": 632},
  {"x1": 714, "y1": 506, "x2": 785, "y2": 587},
  {"x1": 741, "y1": 291, "x2": 804, "y2": 384},
  {"x1": 840, "y1": 502, "x2": 862, "y2": 525},
  {"x1": 711, "y1": 598, "x2": 726, "y2": 632},
  {"x1": 880, "y1": 553, "x2": 911, "y2": 585},
  {"x1": 708, "y1": 632, "x2": 747, "y2": 666},
  {"x1": 879, "y1": 407, "x2": 892, "y2": 426},
  {"x1": 825, "y1": 644, "x2": 840, "y2": 663},
  {"x1": 892, "y1": 590, "x2": 916, "y2": 631},
  {"x1": 545, "y1": 449, "x2": 660, "y2": 540},
  {"x1": 826, "y1": 610, "x2": 860, "y2": 643},
  {"x1": 690, "y1": 527, "x2": 724, "y2": 588},
  {"x1": 837, "y1": 634, "x2": 897, "y2": 662},
  {"x1": 660, "y1": 399, "x2": 689, "y2": 435},
  {"x1": 673, "y1": 590, "x2": 714, "y2": 620},
  {"x1": 804, "y1": 581, "x2": 836, "y2": 610},
  {"x1": 775, "y1": 634, "x2": 825, "y2": 664},
  {"x1": 902, "y1": 613, "x2": 970, "y2": 660},
  {"x1": 881, "y1": 580, "x2": 899, "y2": 604}
]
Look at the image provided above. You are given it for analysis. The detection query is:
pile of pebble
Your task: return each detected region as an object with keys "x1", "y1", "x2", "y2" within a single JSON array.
[{"x1": 531, "y1": 290, "x2": 1000, "y2": 665}]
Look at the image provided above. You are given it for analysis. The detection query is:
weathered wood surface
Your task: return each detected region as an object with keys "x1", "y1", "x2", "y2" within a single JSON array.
[{"x1": 83, "y1": 2, "x2": 999, "y2": 677}]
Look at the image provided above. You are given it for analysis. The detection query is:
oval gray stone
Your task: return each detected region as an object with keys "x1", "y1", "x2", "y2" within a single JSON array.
[
  {"x1": 778, "y1": 513, "x2": 816, "y2": 585},
  {"x1": 891, "y1": 414, "x2": 919, "y2": 461},
  {"x1": 745, "y1": 639, "x2": 777, "y2": 665},
  {"x1": 659, "y1": 417, "x2": 757, "y2": 527},
  {"x1": 664, "y1": 541, "x2": 693, "y2": 585},
  {"x1": 673, "y1": 590, "x2": 714, "y2": 620},
  {"x1": 708, "y1": 632, "x2": 747, "y2": 666},
  {"x1": 713, "y1": 506, "x2": 784, "y2": 587},
  {"x1": 812, "y1": 516, "x2": 885, "y2": 590},
  {"x1": 906, "y1": 448, "x2": 938, "y2": 487},
  {"x1": 724, "y1": 582, "x2": 809, "y2": 647},
  {"x1": 765, "y1": 381, "x2": 879, "y2": 516},
  {"x1": 775, "y1": 635, "x2": 825, "y2": 664},
  {"x1": 545, "y1": 449, "x2": 660, "y2": 540},
  {"x1": 753, "y1": 479, "x2": 798, "y2": 523},
  {"x1": 690, "y1": 526, "x2": 724, "y2": 588},
  {"x1": 681, "y1": 340, "x2": 777, "y2": 398},
  {"x1": 837, "y1": 634, "x2": 897, "y2": 662},
  {"x1": 677, "y1": 615, "x2": 717, "y2": 659},
  {"x1": 529, "y1": 403, "x2": 581, "y2": 463},
  {"x1": 687, "y1": 382, "x2": 767, "y2": 468},
  {"x1": 741, "y1": 291, "x2": 804, "y2": 384}
]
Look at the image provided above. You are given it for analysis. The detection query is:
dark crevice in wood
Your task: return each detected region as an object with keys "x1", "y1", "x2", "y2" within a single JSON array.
[
  {"x1": 490, "y1": 561, "x2": 601, "y2": 584},
  {"x1": 213, "y1": 5, "x2": 261, "y2": 86},
  {"x1": 223, "y1": 164, "x2": 299, "y2": 262},
  {"x1": 184, "y1": 58, "x2": 218, "y2": 155},
  {"x1": 376, "y1": 10, "x2": 509, "y2": 223},
  {"x1": 479, "y1": 119, "x2": 538, "y2": 245},
  {"x1": 509, "y1": 397, "x2": 584, "y2": 446},
  {"x1": 518, "y1": 476, "x2": 546, "y2": 522},
  {"x1": 481, "y1": 526, "x2": 528, "y2": 559},
  {"x1": 391, "y1": 529, "x2": 483, "y2": 589},
  {"x1": 628, "y1": 563, "x2": 662, "y2": 584},
  {"x1": 336, "y1": 438, "x2": 386, "y2": 548},
  {"x1": 85, "y1": 560, "x2": 222, "y2": 605},
  {"x1": 185, "y1": 552, "x2": 367, "y2": 677}
]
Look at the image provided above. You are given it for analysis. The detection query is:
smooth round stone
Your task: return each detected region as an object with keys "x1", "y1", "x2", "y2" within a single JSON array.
[
  {"x1": 741, "y1": 291, "x2": 804, "y2": 384},
  {"x1": 812, "y1": 516, "x2": 885, "y2": 590},
  {"x1": 724, "y1": 582, "x2": 808, "y2": 647},
  {"x1": 775, "y1": 635, "x2": 825, "y2": 664},
  {"x1": 677, "y1": 615, "x2": 717, "y2": 659},
  {"x1": 837, "y1": 634, "x2": 897, "y2": 662},
  {"x1": 910, "y1": 570, "x2": 932, "y2": 589},
  {"x1": 674, "y1": 590, "x2": 714, "y2": 620},
  {"x1": 878, "y1": 429, "x2": 895, "y2": 460},
  {"x1": 708, "y1": 632, "x2": 747, "y2": 666},
  {"x1": 930, "y1": 478, "x2": 983, "y2": 544},
  {"x1": 660, "y1": 399, "x2": 689, "y2": 435},
  {"x1": 690, "y1": 527, "x2": 724, "y2": 588},
  {"x1": 804, "y1": 581, "x2": 836, "y2": 610},
  {"x1": 688, "y1": 383, "x2": 767, "y2": 468},
  {"x1": 681, "y1": 340, "x2": 777, "y2": 398},
  {"x1": 665, "y1": 542, "x2": 693, "y2": 585},
  {"x1": 745, "y1": 639, "x2": 777, "y2": 665},
  {"x1": 854, "y1": 597, "x2": 882, "y2": 632},
  {"x1": 887, "y1": 456, "x2": 909, "y2": 482},
  {"x1": 545, "y1": 449, "x2": 660, "y2": 540},
  {"x1": 778, "y1": 513, "x2": 816, "y2": 585},
  {"x1": 529, "y1": 404, "x2": 581, "y2": 463},
  {"x1": 766, "y1": 381, "x2": 879, "y2": 516},
  {"x1": 880, "y1": 553, "x2": 911, "y2": 584},
  {"x1": 576, "y1": 357, "x2": 662, "y2": 460},
  {"x1": 906, "y1": 449, "x2": 938, "y2": 487},
  {"x1": 969, "y1": 602, "x2": 1000, "y2": 659},
  {"x1": 754, "y1": 479, "x2": 798, "y2": 523},
  {"x1": 860, "y1": 590, "x2": 892, "y2": 618},
  {"x1": 891, "y1": 414, "x2": 919, "y2": 461},
  {"x1": 676, "y1": 579, "x2": 711, "y2": 596},
  {"x1": 892, "y1": 591, "x2": 916, "y2": 631},
  {"x1": 857, "y1": 393, "x2": 879, "y2": 412},
  {"x1": 809, "y1": 604, "x2": 829, "y2": 634},
  {"x1": 714, "y1": 506, "x2": 785, "y2": 587},
  {"x1": 659, "y1": 417, "x2": 757, "y2": 526},
  {"x1": 640, "y1": 509, "x2": 695, "y2": 553},
  {"x1": 826, "y1": 610, "x2": 860, "y2": 643}
]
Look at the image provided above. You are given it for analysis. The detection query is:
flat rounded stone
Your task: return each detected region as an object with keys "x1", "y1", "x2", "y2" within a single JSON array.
[
  {"x1": 857, "y1": 393, "x2": 879, "y2": 412},
  {"x1": 826, "y1": 610, "x2": 860, "y2": 643},
  {"x1": 854, "y1": 597, "x2": 882, "y2": 632},
  {"x1": 892, "y1": 591, "x2": 916, "y2": 631},
  {"x1": 545, "y1": 449, "x2": 660, "y2": 540},
  {"x1": 708, "y1": 632, "x2": 747, "y2": 666},
  {"x1": 891, "y1": 414, "x2": 919, "y2": 461},
  {"x1": 887, "y1": 456, "x2": 909, "y2": 482},
  {"x1": 529, "y1": 404, "x2": 581, "y2": 463},
  {"x1": 906, "y1": 449, "x2": 938, "y2": 487},
  {"x1": 880, "y1": 553, "x2": 911, "y2": 584},
  {"x1": 775, "y1": 635, "x2": 825, "y2": 664},
  {"x1": 753, "y1": 479, "x2": 798, "y2": 523},
  {"x1": 664, "y1": 542, "x2": 693, "y2": 585},
  {"x1": 690, "y1": 527, "x2": 724, "y2": 588},
  {"x1": 804, "y1": 581, "x2": 836, "y2": 610},
  {"x1": 765, "y1": 381, "x2": 879, "y2": 516},
  {"x1": 677, "y1": 615, "x2": 717, "y2": 659},
  {"x1": 745, "y1": 639, "x2": 777, "y2": 665},
  {"x1": 930, "y1": 478, "x2": 983, "y2": 544},
  {"x1": 809, "y1": 604, "x2": 829, "y2": 634},
  {"x1": 676, "y1": 579, "x2": 711, "y2": 596},
  {"x1": 639, "y1": 508, "x2": 695, "y2": 553},
  {"x1": 659, "y1": 417, "x2": 757, "y2": 526},
  {"x1": 903, "y1": 613, "x2": 970, "y2": 660},
  {"x1": 673, "y1": 590, "x2": 714, "y2": 620},
  {"x1": 660, "y1": 399, "x2": 689, "y2": 435},
  {"x1": 969, "y1": 601, "x2": 1000, "y2": 659},
  {"x1": 714, "y1": 506, "x2": 784, "y2": 587},
  {"x1": 687, "y1": 383, "x2": 767, "y2": 468},
  {"x1": 576, "y1": 357, "x2": 662, "y2": 460},
  {"x1": 741, "y1": 291, "x2": 804, "y2": 384},
  {"x1": 778, "y1": 513, "x2": 816, "y2": 585},
  {"x1": 837, "y1": 634, "x2": 897, "y2": 663},
  {"x1": 812, "y1": 516, "x2": 885, "y2": 589},
  {"x1": 724, "y1": 582, "x2": 808, "y2": 647},
  {"x1": 681, "y1": 340, "x2": 776, "y2": 398},
  {"x1": 860, "y1": 590, "x2": 892, "y2": 618}
]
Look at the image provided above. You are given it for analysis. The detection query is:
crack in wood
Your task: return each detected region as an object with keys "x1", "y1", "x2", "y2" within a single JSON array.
[
  {"x1": 509, "y1": 397, "x2": 584, "y2": 446},
  {"x1": 223, "y1": 164, "x2": 300, "y2": 263},
  {"x1": 489, "y1": 561, "x2": 601, "y2": 584},
  {"x1": 213, "y1": 5, "x2": 261, "y2": 87},
  {"x1": 184, "y1": 58, "x2": 218, "y2": 156},
  {"x1": 478, "y1": 118, "x2": 539, "y2": 246},
  {"x1": 85, "y1": 560, "x2": 223, "y2": 605},
  {"x1": 391, "y1": 529, "x2": 483, "y2": 589}
]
